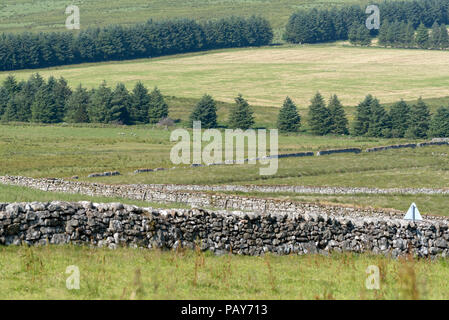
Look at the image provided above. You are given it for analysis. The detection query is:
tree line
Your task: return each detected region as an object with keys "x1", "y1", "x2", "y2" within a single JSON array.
[
  {"x1": 186, "y1": 90, "x2": 449, "y2": 139},
  {"x1": 378, "y1": 21, "x2": 449, "y2": 49},
  {"x1": 1, "y1": 74, "x2": 449, "y2": 138},
  {"x1": 285, "y1": 0, "x2": 449, "y2": 44},
  {"x1": 0, "y1": 16, "x2": 273, "y2": 71},
  {"x1": 0, "y1": 74, "x2": 169, "y2": 124}
]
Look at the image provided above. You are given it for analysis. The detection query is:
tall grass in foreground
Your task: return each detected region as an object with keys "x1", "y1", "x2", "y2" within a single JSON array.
[{"x1": 1, "y1": 245, "x2": 449, "y2": 299}]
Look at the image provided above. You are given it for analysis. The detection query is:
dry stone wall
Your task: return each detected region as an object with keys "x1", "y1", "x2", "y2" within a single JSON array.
[
  {"x1": 1, "y1": 201, "x2": 449, "y2": 258},
  {"x1": 1, "y1": 176, "x2": 449, "y2": 199}
]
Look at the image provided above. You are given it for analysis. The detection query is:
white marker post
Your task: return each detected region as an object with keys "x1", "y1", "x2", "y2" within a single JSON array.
[{"x1": 404, "y1": 203, "x2": 423, "y2": 222}]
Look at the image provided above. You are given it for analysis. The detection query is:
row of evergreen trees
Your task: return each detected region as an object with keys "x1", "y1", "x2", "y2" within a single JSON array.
[
  {"x1": 283, "y1": 92, "x2": 449, "y2": 138},
  {"x1": 188, "y1": 91, "x2": 449, "y2": 139},
  {"x1": 0, "y1": 16, "x2": 273, "y2": 71},
  {"x1": 285, "y1": 0, "x2": 449, "y2": 44},
  {"x1": 0, "y1": 74, "x2": 169, "y2": 124},
  {"x1": 378, "y1": 21, "x2": 449, "y2": 49},
  {"x1": 352, "y1": 95, "x2": 448, "y2": 138},
  {"x1": 2, "y1": 74, "x2": 449, "y2": 138}
]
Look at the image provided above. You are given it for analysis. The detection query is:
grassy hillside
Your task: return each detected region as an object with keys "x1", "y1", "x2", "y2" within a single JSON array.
[
  {"x1": 2, "y1": 44, "x2": 449, "y2": 110},
  {"x1": 0, "y1": 0, "x2": 377, "y2": 41},
  {"x1": 1, "y1": 123, "x2": 449, "y2": 188}
]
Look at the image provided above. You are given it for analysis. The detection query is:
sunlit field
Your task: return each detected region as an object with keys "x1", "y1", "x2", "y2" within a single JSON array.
[
  {"x1": 2, "y1": 44, "x2": 449, "y2": 108},
  {"x1": 1, "y1": 245, "x2": 449, "y2": 300}
]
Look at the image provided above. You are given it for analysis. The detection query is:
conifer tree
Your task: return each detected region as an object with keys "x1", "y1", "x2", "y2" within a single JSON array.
[
  {"x1": 2, "y1": 75, "x2": 19, "y2": 98},
  {"x1": 328, "y1": 94, "x2": 349, "y2": 135},
  {"x1": 404, "y1": 22, "x2": 415, "y2": 47},
  {"x1": 415, "y1": 23, "x2": 429, "y2": 48},
  {"x1": 109, "y1": 82, "x2": 130, "y2": 124},
  {"x1": 88, "y1": 81, "x2": 112, "y2": 123},
  {"x1": 2, "y1": 96, "x2": 19, "y2": 122},
  {"x1": 129, "y1": 81, "x2": 150, "y2": 124},
  {"x1": 348, "y1": 25, "x2": 359, "y2": 45},
  {"x1": 431, "y1": 22, "x2": 441, "y2": 48},
  {"x1": 307, "y1": 92, "x2": 332, "y2": 135},
  {"x1": 31, "y1": 83, "x2": 58, "y2": 123},
  {"x1": 353, "y1": 95, "x2": 374, "y2": 136},
  {"x1": 367, "y1": 98, "x2": 391, "y2": 137},
  {"x1": 378, "y1": 20, "x2": 390, "y2": 46},
  {"x1": 389, "y1": 100, "x2": 411, "y2": 137},
  {"x1": 65, "y1": 84, "x2": 90, "y2": 123},
  {"x1": 429, "y1": 106, "x2": 449, "y2": 137},
  {"x1": 148, "y1": 87, "x2": 169, "y2": 124},
  {"x1": 189, "y1": 94, "x2": 217, "y2": 128},
  {"x1": 405, "y1": 98, "x2": 431, "y2": 138},
  {"x1": 52, "y1": 77, "x2": 72, "y2": 122},
  {"x1": 228, "y1": 94, "x2": 254, "y2": 130},
  {"x1": 357, "y1": 24, "x2": 371, "y2": 46},
  {"x1": 0, "y1": 87, "x2": 8, "y2": 118},
  {"x1": 439, "y1": 24, "x2": 449, "y2": 48},
  {"x1": 277, "y1": 96, "x2": 301, "y2": 133}
]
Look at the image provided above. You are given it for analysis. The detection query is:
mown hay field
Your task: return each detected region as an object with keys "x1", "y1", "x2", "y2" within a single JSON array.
[{"x1": 2, "y1": 44, "x2": 449, "y2": 109}]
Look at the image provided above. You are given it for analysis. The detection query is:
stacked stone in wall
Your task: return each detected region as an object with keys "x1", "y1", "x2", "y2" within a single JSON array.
[
  {"x1": 134, "y1": 168, "x2": 154, "y2": 174},
  {"x1": 1, "y1": 201, "x2": 449, "y2": 258},
  {"x1": 365, "y1": 143, "x2": 417, "y2": 153},
  {"x1": 317, "y1": 148, "x2": 362, "y2": 156},
  {"x1": 88, "y1": 171, "x2": 120, "y2": 178},
  {"x1": 417, "y1": 141, "x2": 449, "y2": 147}
]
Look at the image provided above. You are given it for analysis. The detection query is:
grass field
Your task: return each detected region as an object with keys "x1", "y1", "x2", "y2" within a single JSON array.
[
  {"x1": 1, "y1": 245, "x2": 448, "y2": 299},
  {"x1": 2, "y1": 44, "x2": 449, "y2": 109},
  {"x1": 0, "y1": 123, "x2": 439, "y2": 186},
  {"x1": 0, "y1": 0, "x2": 377, "y2": 42}
]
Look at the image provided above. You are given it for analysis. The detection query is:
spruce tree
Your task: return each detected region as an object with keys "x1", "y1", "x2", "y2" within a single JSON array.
[
  {"x1": 386, "y1": 21, "x2": 397, "y2": 45},
  {"x1": 415, "y1": 23, "x2": 429, "y2": 48},
  {"x1": 189, "y1": 94, "x2": 217, "y2": 128},
  {"x1": 2, "y1": 75, "x2": 19, "y2": 98},
  {"x1": 357, "y1": 24, "x2": 371, "y2": 46},
  {"x1": 31, "y1": 83, "x2": 58, "y2": 123},
  {"x1": 431, "y1": 22, "x2": 441, "y2": 49},
  {"x1": 148, "y1": 87, "x2": 169, "y2": 124},
  {"x1": 228, "y1": 94, "x2": 254, "y2": 130},
  {"x1": 52, "y1": 77, "x2": 72, "y2": 122},
  {"x1": 439, "y1": 24, "x2": 449, "y2": 49},
  {"x1": 405, "y1": 98, "x2": 431, "y2": 138},
  {"x1": 367, "y1": 98, "x2": 391, "y2": 137},
  {"x1": 277, "y1": 96, "x2": 301, "y2": 133},
  {"x1": 307, "y1": 92, "x2": 332, "y2": 135},
  {"x1": 389, "y1": 100, "x2": 410, "y2": 138},
  {"x1": 88, "y1": 81, "x2": 112, "y2": 123},
  {"x1": 129, "y1": 81, "x2": 150, "y2": 124},
  {"x1": 353, "y1": 95, "x2": 374, "y2": 136},
  {"x1": 0, "y1": 87, "x2": 9, "y2": 119},
  {"x1": 2, "y1": 96, "x2": 19, "y2": 122},
  {"x1": 348, "y1": 25, "x2": 359, "y2": 45},
  {"x1": 64, "y1": 84, "x2": 90, "y2": 123},
  {"x1": 378, "y1": 20, "x2": 390, "y2": 46},
  {"x1": 404, "y1": 22, "x2": 415, "y2": 47},
  {"x1": 429, "y1": 106, "x2": 449, "y2": 137},
  {"x1": 328, "y1": 94, "x2": 348, "y2": 135},
  {"x1": 109, "y1": 82, "x2": 130, "y2": 124}
]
